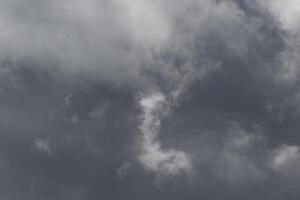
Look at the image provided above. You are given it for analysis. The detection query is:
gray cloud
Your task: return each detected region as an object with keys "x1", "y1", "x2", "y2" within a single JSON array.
[{"x1": 1, "y1": 0, "x2": 300, "y2": 200}]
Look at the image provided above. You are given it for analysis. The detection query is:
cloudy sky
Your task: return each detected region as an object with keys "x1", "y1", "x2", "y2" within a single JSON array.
[{"x1": 1, "y1": 0, "x2": 300, "y2": 199}]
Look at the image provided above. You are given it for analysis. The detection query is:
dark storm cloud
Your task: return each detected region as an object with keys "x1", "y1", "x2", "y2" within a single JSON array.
[{"x1": 1, "y1": 0, "x2": 300, "y2": 200}]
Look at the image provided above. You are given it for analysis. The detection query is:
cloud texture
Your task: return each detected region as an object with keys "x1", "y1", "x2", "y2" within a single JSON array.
[{"x1": 1, "y1": 0, "x2": 300, "y2": 199}]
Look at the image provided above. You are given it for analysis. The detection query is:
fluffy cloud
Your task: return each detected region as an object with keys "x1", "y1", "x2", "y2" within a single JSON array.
[
  {"x1": 0, "y1": 0, "x2": 255, "y2": 86},
  {"x1": 0, "y1": 0, "x2": 168, "y2": 84},
  {"x1": 261, "y1": 0, "x2": 300, "y2": 82},
  {"x1": 266, "y1": 0, "x2": 300, "y2": 32},
  {"x1": 138, "y1": 92, "x2": 191, "y2": 176}
]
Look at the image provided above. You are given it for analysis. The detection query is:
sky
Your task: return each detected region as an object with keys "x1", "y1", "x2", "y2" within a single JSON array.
[{"x1": 1, "y1": 0, "x2": 300, "y2": 199}]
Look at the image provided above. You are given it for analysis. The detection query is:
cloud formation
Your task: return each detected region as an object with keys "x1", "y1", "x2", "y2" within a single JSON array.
[
  {"x1": 1, "y1": 0, "x2": 300, "y2": 199},
  {"x1": 138, "y1": 92, "x2": 191, "y2": 176}
]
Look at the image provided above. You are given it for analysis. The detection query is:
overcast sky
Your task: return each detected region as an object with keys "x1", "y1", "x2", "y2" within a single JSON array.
[{"x1": 1, "y1": 0, "x2": 300, "y2": 199}]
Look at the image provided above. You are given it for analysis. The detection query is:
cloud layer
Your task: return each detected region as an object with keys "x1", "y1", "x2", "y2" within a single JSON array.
[{"x1": 1, "y1": 0, "x2": 300, "y2": 199}]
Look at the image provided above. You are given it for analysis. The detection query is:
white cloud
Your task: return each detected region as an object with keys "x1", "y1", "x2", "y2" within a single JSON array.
[
  {"x1": 115, "y1": 0, "x2": 170, "y2": 47},
  {"x1": 0, "y1": 0, "x2": 253, "y2": 86},
  {"x1": 138, "y1": 92, "x2": 191, "y2": 176},
  {"x1": 0, "y1": 0, "x2": 170, "y2": 84},
  {"x1": 265, "y1": 0, "x2": 300, "y2": 32},
  {"x1": 140, "y1": 142, "x2": 191, "y2": 176},
  {"x1": 134, "y1": 0, "x2": 248, "y2": 175},
  {"x1": 262, "y1": 0, "x2": 300, "y2": 82},
  {"x1": 271, "y1": 145, "x2": 300, "y2": 171}
]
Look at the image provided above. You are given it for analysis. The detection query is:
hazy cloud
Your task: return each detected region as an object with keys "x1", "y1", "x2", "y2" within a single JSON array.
[{"x1": 1, "y1": 0, "x2": 300, "y2": 199}]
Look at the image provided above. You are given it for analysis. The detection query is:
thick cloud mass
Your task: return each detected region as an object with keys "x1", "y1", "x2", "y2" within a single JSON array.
[{"x1": 1, "y1": 0, "x2": 300, "y2": 199}]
